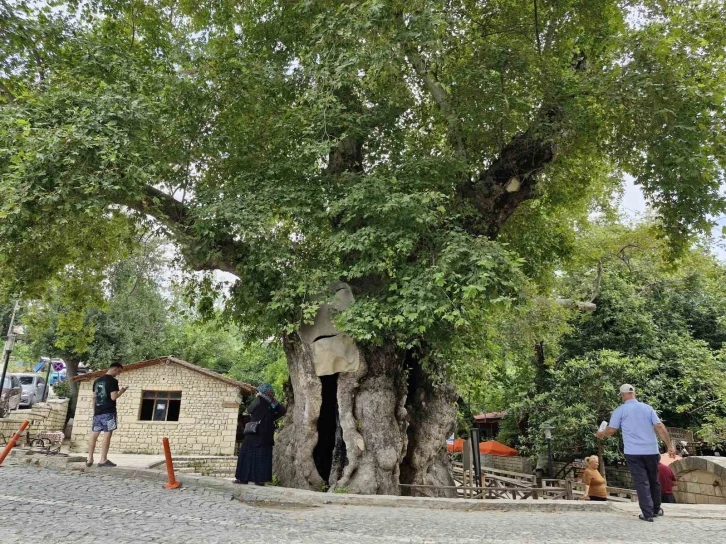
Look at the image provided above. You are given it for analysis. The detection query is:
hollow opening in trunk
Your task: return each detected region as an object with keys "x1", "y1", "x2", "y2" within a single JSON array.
[
  {"x1": 399, "y1": 351, "x2": 423, "y2": 491},
  {"x1": 313, "y1": 373, "x2": 345, "y2": 484}
]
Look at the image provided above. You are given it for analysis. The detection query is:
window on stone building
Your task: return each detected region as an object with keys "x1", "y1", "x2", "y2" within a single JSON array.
[{"x1": 139, "y1": 391, "x2": 182, "y2": 421}]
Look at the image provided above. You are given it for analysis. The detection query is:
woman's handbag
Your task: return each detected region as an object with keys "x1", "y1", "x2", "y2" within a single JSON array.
[{"x1": 243, "y1": 420, "x2": 261, "y2": 435}]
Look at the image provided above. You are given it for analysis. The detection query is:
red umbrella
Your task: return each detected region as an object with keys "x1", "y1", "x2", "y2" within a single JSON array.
[
  {"x1": 479, "y1": 440, "x2": 519, "y2": 457},
  {"x1": 446, "y1": 439, "x2": 518, "y2": 457}
]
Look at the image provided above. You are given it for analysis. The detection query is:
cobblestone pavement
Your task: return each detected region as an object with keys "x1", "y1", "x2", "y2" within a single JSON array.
[{"x1": 1, "y1": 465, "x2": 724, "y2": 544}]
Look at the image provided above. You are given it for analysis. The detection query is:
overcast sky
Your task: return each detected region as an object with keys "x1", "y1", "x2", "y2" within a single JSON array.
[{"x1": 621, "y1": 176, "x2": 726, "y2": 262}]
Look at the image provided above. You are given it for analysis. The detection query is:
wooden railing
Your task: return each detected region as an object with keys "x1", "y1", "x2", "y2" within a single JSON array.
[
  {"x1": 450, "y1": 462, "x2": 574, "y2": 500},
  {"x1": 570, "y1": 481, "x2": 638, "y2": 503},
  {"x1": 448, "y1": 461, "x2": 637, "y2": 502},
  {"x1": 479, "y1": 465, "x2": 537, "y2": 484}
]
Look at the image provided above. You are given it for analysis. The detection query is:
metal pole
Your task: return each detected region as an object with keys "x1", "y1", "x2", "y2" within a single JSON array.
[
  {"x1": 43, "y1": 359, "x2": 53, "y2": 402},
  {"x1": 470, "y1": 427, "x2": 482, "y2": 491},
  {"x1": 547, "y1": 438, "x2": 554, "y2": 479},
  {"x1": 0, "y1": 300, "x2": 20, "y2": 402}
]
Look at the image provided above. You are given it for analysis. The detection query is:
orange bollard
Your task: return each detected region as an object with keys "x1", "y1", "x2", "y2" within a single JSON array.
[
  {"x1": 162, "y1": 437, "x2": 181, "y2": 489},
  {"x1": 0, "y1": 420, "x2": 30, "y2": 467}
]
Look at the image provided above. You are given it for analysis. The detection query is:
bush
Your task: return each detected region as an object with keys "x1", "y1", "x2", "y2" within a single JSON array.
[{"x1": 53, "y1": 381, "x2": 71, "y2": 399}]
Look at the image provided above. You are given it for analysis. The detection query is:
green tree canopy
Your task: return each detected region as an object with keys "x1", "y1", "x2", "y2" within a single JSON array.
[
  {"x1": 2, "y1": 0, "x2": 725, "y2": 360},
  {"x1": 499, "y1": 221, "x2": 726, "y2": 459},
  {"x1": 20, "y1": 241, "x2": 287, "y2": 389},
  {"x1": 3, "y1": 0, "x2": 726, "y2": 492}
]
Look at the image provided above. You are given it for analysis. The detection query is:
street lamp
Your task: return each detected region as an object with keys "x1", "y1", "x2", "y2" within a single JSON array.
[
  {"x1": 0, "y1": 300, "x2": 21, "y2": 401},
  {"x1": 543, "y1": 424, "x2": 554, "y2": 479}
]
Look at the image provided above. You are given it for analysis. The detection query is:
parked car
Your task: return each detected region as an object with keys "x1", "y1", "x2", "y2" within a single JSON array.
[
  {"x1": 11, "y1": 373, "x2": 47, "y2": 408},
  {"x1": 1, "y1": 375, "x2": 22, "y2": 418}
]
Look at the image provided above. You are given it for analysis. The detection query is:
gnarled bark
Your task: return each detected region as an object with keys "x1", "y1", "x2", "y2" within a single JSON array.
[
  {"x1": 458, "y1": 107, "x2": 563, "y2": 239},
  {"x1": 272, "y1": 336, "x2": 326, "y2": 490},
  {"x1": 274, "y1": 336, "x2": 457, "y2": 495},
  {"x1": 399, "y1": 356, "x2": 458, "y2": 497}
]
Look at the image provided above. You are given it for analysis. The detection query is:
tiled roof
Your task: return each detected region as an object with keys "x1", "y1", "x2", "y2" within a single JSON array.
[
  {"x1": 72, "y1": 356, "x2": 257, "y2": 394},
  {"x1": 473, "y1": 411, "x2": 508, "y2": 422}
]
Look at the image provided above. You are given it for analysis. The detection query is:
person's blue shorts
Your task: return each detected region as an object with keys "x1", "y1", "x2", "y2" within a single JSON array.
[{"x1": 92, "y1": 413, "x2": 118, "y2": 433}]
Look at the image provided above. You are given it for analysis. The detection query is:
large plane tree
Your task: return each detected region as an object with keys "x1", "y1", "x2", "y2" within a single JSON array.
[{"x1": 1, "y1": 0, "x2": 724, "y2": 494}]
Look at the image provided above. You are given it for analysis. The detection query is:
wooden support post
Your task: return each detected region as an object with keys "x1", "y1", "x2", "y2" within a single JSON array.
[
  {"x1": 463, "y1": 438, "x2": 471, "y2": 498},
  {"x1": 481, "y1": 467, "x2": 486, "y2": 500},
  {"x1": 597, "y1": 441, "x2": 606, "y2": 479}
]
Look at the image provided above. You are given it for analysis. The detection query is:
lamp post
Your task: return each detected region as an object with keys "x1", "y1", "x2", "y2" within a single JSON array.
[
  {"x1": 543, "y1": 424, "x2": 554, "y2": 479},
  {"x1": 42, "y1": 359, "x2": 54, "y2": 402},
  {"x1": 0, "y1": 300, "x2": 21, "y2": 400}
]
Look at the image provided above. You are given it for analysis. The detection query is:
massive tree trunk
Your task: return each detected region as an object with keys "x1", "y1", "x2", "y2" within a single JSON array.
[{"x1": 273, "y1": 335, "x2": 457, "y2": 495}]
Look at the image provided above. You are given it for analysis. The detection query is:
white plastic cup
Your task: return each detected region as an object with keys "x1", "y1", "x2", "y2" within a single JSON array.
[{"x1": 599, "y1": 421, "x2": 609, "y2": 432}]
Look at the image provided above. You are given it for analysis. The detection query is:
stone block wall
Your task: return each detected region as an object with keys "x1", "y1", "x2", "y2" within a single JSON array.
[
  {"x1": 672, "y1": 457, "x2": 726, "y2": 505},
  {"x1": 71, "y1": 363, "x2": 243, "y2": 456},
  {"x1": 150, "y1": 456, "x2": 237, "y2": 477},
  {"x1": 481, "y1": 454, "x2": 532, "y2": 474},
  {"x1": 548, "y1": 460, "x2": 633, "y2": 488},
  {"x1": 605, "y1": 467, "x2": 633, "y2": 488},
  {"x1": 0, "y1": 400, "x2": 69, "y2": 436}
]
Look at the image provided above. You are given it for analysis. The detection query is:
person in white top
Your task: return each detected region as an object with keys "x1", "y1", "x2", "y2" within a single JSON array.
[{"x1": 597, "y1": 384, "x2": 675, "y2": 522}]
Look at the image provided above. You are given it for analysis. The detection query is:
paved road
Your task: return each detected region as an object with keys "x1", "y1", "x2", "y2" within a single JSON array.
[{"x1": 0, "y1": 465, "x2": 724, "y2": 543}]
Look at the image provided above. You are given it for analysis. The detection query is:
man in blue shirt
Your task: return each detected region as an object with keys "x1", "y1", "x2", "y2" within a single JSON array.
[{"x1": 597, "y1": 384, "x2": 676, "y2": 522}]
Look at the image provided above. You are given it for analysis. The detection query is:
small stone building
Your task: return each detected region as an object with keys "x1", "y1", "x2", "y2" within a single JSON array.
[
  {"x1": 71, "y1": 356, "x2": 256, "y2": 456},
  {"x1": 671, "y1": 456, "x2": 726, "y2": 504}
]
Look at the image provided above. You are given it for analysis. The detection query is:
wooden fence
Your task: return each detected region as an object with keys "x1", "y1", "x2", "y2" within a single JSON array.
[
  {"x1": 437, "y1": 460, "x2": 637, "y2": 502},
  {"x1": 570, "y1": 481, "x2": 638, "y2": 502},
  {"x1": 449, "y1": 461, "x2": 574, "y2": 500}
]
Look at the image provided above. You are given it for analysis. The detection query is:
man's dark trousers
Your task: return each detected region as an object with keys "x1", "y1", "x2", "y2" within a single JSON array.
[{"x1": 626, "y1": 454, "x2": 661, "y2": 518}]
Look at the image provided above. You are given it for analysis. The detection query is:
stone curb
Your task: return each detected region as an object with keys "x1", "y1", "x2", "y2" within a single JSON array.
[
  {"x1": 8, "y1": 450, "x2": 726, "y2": 519},
  {"x1": 6, "y1": 451, "x2": 618, "y2": 514},
  {"x1": 608, "y1": 502, "x2": 726, "y2": 520}
]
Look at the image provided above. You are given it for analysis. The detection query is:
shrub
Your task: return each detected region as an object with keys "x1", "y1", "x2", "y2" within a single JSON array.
[{"x1": 53, "y1": 381, "x2": 71, "y2": 399}]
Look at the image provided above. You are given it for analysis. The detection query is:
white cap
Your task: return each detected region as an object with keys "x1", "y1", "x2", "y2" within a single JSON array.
[{"x1": 619, "y1": 384, "x2": 635, "y2": 394}]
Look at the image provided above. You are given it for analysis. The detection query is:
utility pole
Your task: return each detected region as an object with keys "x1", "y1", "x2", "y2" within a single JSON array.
[
  {"x1": 42, "y1": 359, "x2": 52, "y2": 401},
  {"x1": 543, "y1": 424, "x2": 555, "y2": 479},
  {"x1": 1, "y1": 299, "x2": 21, "y2": 397}
]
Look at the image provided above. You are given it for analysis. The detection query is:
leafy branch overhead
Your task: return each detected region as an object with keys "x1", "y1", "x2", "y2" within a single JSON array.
[
  {"x1": 1, "y1": 0, "x2": 725, "y2": 354},
  {"x1": 497, "y1": 224, "x2": 726, "y2": 457}
]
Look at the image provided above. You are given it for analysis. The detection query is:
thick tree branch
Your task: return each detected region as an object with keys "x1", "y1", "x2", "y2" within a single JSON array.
[
  {"x1": 130, "y1": 184, "x2": 191, "y2": 227},
  {"x1": 590, "y1": 260, "x2": 603, "y2": 302},
  {"x1": 533, "y1": 0, "x2": 542, "y2": 54},
  {"x1": 120, "y1": 185, "x2": 243, "y2": 275},
  {"x1": 322, "y1": 86, "x2": 365, "y2": 177},
  {"x1": 405, "y1": 47, "x2": 467, "y2": 160},
  {"x1": 0, "y1": 81, "x2": 16, "y2": 102},
  {"x1": 458, "y1": 52, "x2": 587, "y2": 239},
  {"x1": 555, "y1": 298, "x2": 596, "y2": 312},
  {"x1": 325, "y1": 136, "x2": 364, "y2": 176},
  {"x1": 458, "y1": 105, "x2": 563, "y2": 238},
  {"x1": 534, "y1": 296, "x2": 597, "y2": 312}
]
